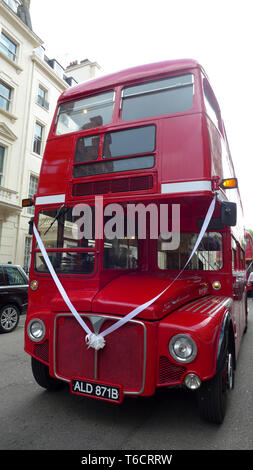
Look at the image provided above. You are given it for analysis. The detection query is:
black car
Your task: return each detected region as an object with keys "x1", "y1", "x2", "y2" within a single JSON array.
[{"x1": 0, "y1": 264, "x2": 29, "y2": 333}]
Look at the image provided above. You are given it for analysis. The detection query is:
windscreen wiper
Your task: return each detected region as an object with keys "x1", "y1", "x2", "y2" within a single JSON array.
[{"x1": 43, "y1": 205, "x2": 68, "y2": 236}]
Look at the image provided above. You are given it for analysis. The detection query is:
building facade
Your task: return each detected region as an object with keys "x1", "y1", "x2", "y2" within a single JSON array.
[
  {"x1": 0, "y1": 0, "x2": 101, "y2": 271},
  {"x1": 65, "y1": 58, "x2": 102, "y2": 83}
]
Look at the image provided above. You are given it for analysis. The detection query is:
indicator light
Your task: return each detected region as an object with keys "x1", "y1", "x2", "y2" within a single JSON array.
[
  {"x1": 30, "y1": 280, "x2": 38, "y2": 291},
  {"x1": 212, "y1": 281, "x2": 221, "y2": 290},
  {"x1": 184, "y1": 374, "x2": 201, "y2": 390},
  {"x1": 22, "y1": 198, "x2": 33, "y2": 207},
  {"x1": 220, "y1": 178, "x2": 238, "y2": 189}
]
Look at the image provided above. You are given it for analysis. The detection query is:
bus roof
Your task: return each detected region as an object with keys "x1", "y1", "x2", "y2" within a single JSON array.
[{"x1": 60, "y1": 59, "x2": 201, "y2": 102}]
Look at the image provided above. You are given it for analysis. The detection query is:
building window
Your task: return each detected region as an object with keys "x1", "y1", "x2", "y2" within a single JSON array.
[
  {"x1": 0, "y1": 145, "x2": 5, "y2": 186},
  {"x1": 48, "y1": 59, "x2": 64, "y2": 79},
  {"x1": 33, "y1": 122, "x2": 43, "y2": 155},
  {"x1": 24, "y1": 237, "x2": 32, "y2": 273},
  {"x1": 0, "y1": 32, "x2": 17, "y2": 62},
  {"x1": 34, "y1": 45, "x2": 45, "y2": 59},
  {"x1": 3, "y1": 0, "x2": 20, "y2": 13},
  {"x1": 0, "y1": 80, "x2": 12, "y2": 112},
  {"x1": 37, "y1": 85, "x2": 49, "y2": 110},
  {"x1": 27, "y1": 175, "x2": 38, "y2": 214}
]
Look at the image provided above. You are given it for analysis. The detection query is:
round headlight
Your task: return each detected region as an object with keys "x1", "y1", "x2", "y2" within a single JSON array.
[
  {"x1": 169, "y1": 334, "x2": 197, "y2": 363},
  {"x1": 27, "y1": 319, "x2": 46, "y2": 342}
]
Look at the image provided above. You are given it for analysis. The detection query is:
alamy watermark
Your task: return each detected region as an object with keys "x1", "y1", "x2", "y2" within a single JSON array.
[{"x1": 72, "y1": 196, "x2": 180, "y2": 250}]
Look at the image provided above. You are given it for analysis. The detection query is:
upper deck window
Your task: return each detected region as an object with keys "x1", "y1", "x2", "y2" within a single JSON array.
[
  {"x1": 55, "y1": 91, "x2": 114, "y2": 135},
  {"x1": 103, "y1": 125, "x2": 155, "y2": 158},
  {"x1": 203, "y1": 77, "x2": 221, "y2": 132},
  {"x1": 73, "y1": 155, "x2": 154, "y2": 178},
  {"x1": 75, "y1": 135, "x2": 100, "y2": 162},
  {"x1": 73, "y1": 125, "x2": 156, "y2": 178},
  {"x1": 121, "y1": 73, "x2": 194, "y2": 122}
]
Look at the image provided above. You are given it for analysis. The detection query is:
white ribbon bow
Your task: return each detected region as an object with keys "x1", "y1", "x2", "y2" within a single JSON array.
[{"x1": 85, "y1": 333, "x2": 106, "y2": 350}]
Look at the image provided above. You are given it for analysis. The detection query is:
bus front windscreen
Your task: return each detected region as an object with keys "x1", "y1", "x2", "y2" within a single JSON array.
[{"x1": 35, "y1": 207, "x2": 96, "y2": 275}]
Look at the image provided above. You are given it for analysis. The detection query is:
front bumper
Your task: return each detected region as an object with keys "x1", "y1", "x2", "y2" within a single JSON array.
[{"x1": 25, "y1": 303, "x2": 222, "y2": 398}]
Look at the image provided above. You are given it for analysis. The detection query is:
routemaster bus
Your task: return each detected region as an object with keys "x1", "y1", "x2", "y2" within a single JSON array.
[{"x1": 23, "y1": 59, "x2": 247, "y2": 424}]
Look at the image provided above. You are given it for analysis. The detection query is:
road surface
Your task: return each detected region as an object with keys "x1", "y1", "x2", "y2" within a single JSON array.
[{"x1": 0, "y1": 301, "x2": 253, "y2": 452}]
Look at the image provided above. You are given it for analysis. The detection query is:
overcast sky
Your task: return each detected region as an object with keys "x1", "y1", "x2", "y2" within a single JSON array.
[{"x1": 30, "y1": 0, "x2": 253, "y2": 227}]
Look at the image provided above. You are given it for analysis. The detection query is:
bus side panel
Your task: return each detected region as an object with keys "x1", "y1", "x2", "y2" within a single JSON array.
[
  {"x1": 160, "y1": 114, "x2": 211, "y2": 185},
  {"x1": 37, "y1": 136, "x2": 75, "y2": 197},
  {"x1": 157, "y1": 302, "x2": 232, "y2": 382}
]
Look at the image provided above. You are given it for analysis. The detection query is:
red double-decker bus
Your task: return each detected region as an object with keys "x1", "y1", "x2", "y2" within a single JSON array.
[{"x1": 23, "y1": 59, "x2": 247, "y2": 424}]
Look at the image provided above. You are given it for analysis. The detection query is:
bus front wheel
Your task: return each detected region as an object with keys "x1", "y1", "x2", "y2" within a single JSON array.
[
  {"x1": 31, "y1": 357, "x2": 66, "y2": 391},
  {"x1": 197, "y1": 348, "x2": 234, "y2": 424}
]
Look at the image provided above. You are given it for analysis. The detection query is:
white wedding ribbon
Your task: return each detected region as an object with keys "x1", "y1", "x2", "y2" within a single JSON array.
[
  {"x1": 248, "y1": 271, "x2": 253, "y2": 283},
  {"x1": 33, "y1": 195, "x2": 216, "y2": 350},
  {"x1": 33, "y1": 224, "x2": 92, "y2": 338}
]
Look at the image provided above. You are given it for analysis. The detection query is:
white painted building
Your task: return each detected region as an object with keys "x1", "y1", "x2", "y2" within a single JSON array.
[
  {"x1": 0, "y1": 0, "x2": 101, "y2": 271},
  {"x1": 65, "y1": 58, "x2": 102, "y2": 83}
]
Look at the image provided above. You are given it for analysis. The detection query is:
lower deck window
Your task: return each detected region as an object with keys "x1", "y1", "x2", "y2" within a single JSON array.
[
  {"x1": 35, "y1": 206, "x2": 96, "y2": 275},
  {"x1": 35, "y1": 251, "x2": 95, "y2": 274},
  {"x1": 158, "y1": 232, "x2": 222, "y2": 271},
  {"x1": 103, "y1": 238, "x2": 138, "y2": 269}
]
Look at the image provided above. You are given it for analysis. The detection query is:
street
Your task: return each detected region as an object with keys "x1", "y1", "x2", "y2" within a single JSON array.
[{"x1": 0, "y1": 301, "x2": 253, "y2": 451}]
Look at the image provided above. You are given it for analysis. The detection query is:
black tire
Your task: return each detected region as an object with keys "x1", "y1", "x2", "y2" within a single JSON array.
[
  {"x1": 198, "y1": 349, "x2": 234, "y2": 424},
  {"x1": 247, "y1": 287, "x2": 253, "y2": 298},
  {"x1": 0, "y1": 304, "x2": 20, "y2": 333},
  {"x1": 31, "y1": 357, "x2": 66, "y2": 391}
]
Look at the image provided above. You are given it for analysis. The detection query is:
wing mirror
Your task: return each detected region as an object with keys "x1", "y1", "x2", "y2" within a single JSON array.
[{"x1": 220, "y1": 201, "x2": 237, "y2": 226}]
